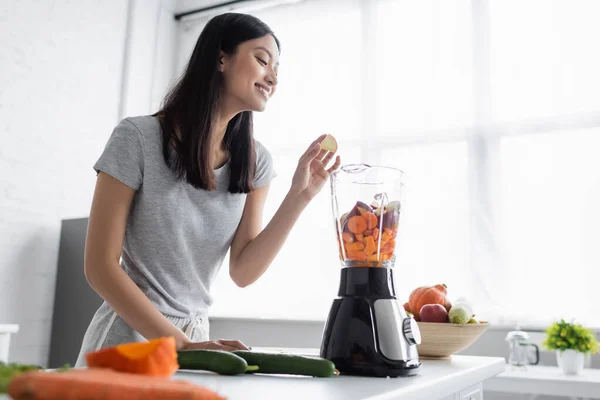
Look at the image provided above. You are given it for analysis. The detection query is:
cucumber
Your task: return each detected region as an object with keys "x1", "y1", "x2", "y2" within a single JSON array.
[
  {"x1": 233, "y1": 351, "x2": 336, "y2": 377},
  {"x1": 177, "y1": 349, "x2": 249, "y2": 375}
]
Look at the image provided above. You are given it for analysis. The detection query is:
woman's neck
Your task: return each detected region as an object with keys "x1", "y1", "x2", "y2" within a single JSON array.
[{"x1": 211, "y1": 105, "x2": 238, "y2": 170}]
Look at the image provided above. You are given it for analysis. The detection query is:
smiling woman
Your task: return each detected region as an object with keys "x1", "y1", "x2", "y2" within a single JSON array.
[{"x1": 75, "y1": 11, "x2": 340, "y2": 367}]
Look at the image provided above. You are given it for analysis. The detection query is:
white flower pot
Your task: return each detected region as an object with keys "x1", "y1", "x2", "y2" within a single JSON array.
[{"x1": 556, "y1": 349, "x2": 585, "y2": 375}]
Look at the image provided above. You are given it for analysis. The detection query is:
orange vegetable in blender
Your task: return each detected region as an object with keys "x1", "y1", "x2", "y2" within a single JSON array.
[
  {"x1": 345, "y1": 242, "x2": 365, "y2": 252},
  {"x1": 85, "y1": 337, "x2": 178, "y2": 377},
  {"x1": 381, "y1": 247, "x2": 393, "y2": 256},
  {"x1": 342, "y1": 232, "x2": 354, "y2": 243},
  {"x1": 384, "y1": 228, "x2": 397, "y2": 238},
  {"x1": 367, "y1": 254, "x2": 381, "y2": 262},
  {"x1": 373, "y1": 228, "x2": 379, "y2": 241},
  {"x1": 346, "y1": 251, "x2": 368, "y2": 261},
  {"x1": 384, "y1": 238, "x2": 396, "y2": 250},
  {"x1": 364, "y1": 236, "x2": 377, "y2": 256},
  {"x1": 381, "y1": 231, "x2": 393, "y2": 243},
  {"x1": 355, "y1": 233, "x2": 364, "y2": 242},
  {"x1": 348, "y1": 215, "x2": 367, "y2": 234},
  {"x1": 364, "y1": 212, "x2": 378, "y2": 230}
]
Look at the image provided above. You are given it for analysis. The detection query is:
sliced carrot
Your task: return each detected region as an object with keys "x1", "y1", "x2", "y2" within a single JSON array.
[
  {"x1": 346, "y1": 251, "x2": 368, "y2": 261},
  {"x1": 382, "y1": 239, "x2": 396, "y2": 255},
  {"x1": 8, "y1": 368, "x2": 225, "y2": 400},
  {"x1": 384, "y1": 228, "x2": 397, "y2": 238},
  {"x1": 364, "y1": 236, "x2": 377, "y2": 256},
  {"x1": 381, "y1": 231, "x2": 393, "y2": 243},
  {"x1": 373, "y1": 228, "x2": 379, "y2": 241},
  {"x1": 355, "y1": 233, "x2": 364, "y2": 242},
  {"x1": 348, "y1": 216, "x2": 367, "y2": 235},
  {"x1": 386, "y1": 238, "x2": 396, "y2": 250},
  {"x1": 345, "y1": 242, "x2": 365, "y2": 252},
  {"x1": 382, "y1": 254, "x2": 391, "y2": 261},
  {"x1": 342, "y1": 232, "x2": 354, "y2": 243},
  {"x1": 86, "y1": 337, "x2": 178, "y2": 377},
  {"x1": 367, "y1": 254, "x2": 381, "y2": 262},
  {"x1": 364, "y1": 213, "x2": 378, "y2": 230}
]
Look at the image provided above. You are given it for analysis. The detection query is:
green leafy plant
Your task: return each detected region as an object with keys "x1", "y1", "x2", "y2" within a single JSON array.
[{"x1": 542, "y1": 319, "x2": 599, "y2": 354}]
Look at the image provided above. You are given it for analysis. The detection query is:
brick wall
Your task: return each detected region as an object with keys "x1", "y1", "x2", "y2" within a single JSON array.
[{"x1": 0, "y1": 0, "x2": 177, "y2": 365}]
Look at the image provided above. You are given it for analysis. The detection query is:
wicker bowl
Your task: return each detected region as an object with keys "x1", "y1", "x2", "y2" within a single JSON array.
[{"x1": 416, "y1": 321, "x2": 490, "y2": 359}]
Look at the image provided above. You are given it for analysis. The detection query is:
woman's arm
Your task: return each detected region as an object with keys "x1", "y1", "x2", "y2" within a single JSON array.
[
  {"x1": 229, "y1": 136, "x2": 341, "y2": 287},
  {"x1": 86, "y1": 172, "x2": 247, "y2": 351}
]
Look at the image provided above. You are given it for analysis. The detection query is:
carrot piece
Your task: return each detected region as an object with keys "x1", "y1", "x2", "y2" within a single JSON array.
[
  {"x1": 382, "y1": 239, "x2": 396, "y2": 255},
  {"x1": 381, "y1": 231, "x2": 392, "y2": 243},
  {"x1": 8, "y1": 368, "x2": 225, "y2": 400},
  {"x1": 342, "y1": 232, "x2": 354, "y2": 243},
  {"x1": 364, "y1": 236, "x2": 377, "y2": 256},
  {"x1": 86, "y1": 336, "x2": 178, "y2": 377},
  {"x1": 367, "y1": 254, "x2": 381, "y2": 262},
  {"x1": 386, "y1": 238, "x2": 396, "y2": 250},
  {"x1": 348, "y1": 216, "x2": 367, "y2": 234},
  {"x1": 372, "y1": 228, "x2": 379, "y2": 241},
  {"x1": 355, "y1": 233, "x2": 364, "y2": 242},
  {"x1": 364, "y1": 212, "x2": 378, "y2": 230},
  {"x1": 384, "y1": 228, "x2": 397, "y2": 238},
  {"x1": 345, "y1": 242, "x2": 365, "y2": 252},
  {"x1": 346, "y1": 251, "x2": 368, "y2": 261},
  {"x1": 382, "y1": 254, "x2": 391, "y2": 261}
]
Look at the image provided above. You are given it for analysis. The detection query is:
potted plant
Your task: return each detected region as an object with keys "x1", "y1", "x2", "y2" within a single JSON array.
[{"x1": 542, "y1": 319, "x2": 599, "y2": 375}]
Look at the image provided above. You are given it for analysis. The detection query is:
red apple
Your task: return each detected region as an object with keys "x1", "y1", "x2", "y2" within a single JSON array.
[{"x1": 419, "y1": 304, "x2": 449, "y2": 323}]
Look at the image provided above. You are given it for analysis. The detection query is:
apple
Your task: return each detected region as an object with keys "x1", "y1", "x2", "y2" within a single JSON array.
[
  {"x1": 419, "y1": 304, "x2": 449, "y2": 323},
  {"x1": 320, "y1": 134, "x2": 338, "y2": 152}
]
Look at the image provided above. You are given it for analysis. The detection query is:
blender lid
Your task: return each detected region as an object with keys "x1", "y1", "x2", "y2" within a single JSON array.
[{"x1": 505, "y1": 330, "x2": 529, "y2": 341}]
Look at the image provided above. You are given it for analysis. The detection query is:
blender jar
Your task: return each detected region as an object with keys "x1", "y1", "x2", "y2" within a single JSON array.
[{"x1": 331, "y1": 164, "x2": 405, "y2": 268}]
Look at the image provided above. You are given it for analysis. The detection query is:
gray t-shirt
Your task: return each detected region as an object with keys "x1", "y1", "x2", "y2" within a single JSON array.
[{"x1": 93, "y1": 115, "x2": 276, "y2": 317}]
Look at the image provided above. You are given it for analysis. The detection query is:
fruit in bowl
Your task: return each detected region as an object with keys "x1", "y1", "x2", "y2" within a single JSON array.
[
  {"x1": 403, "y1": 284, "x2": 489, "y2": 358},
  {"x1": 419, "y1": 304, "x2": 449, "y2": 323},
  {"x1": 403, "y1": 284, "x2": 452, "y2": 321}
]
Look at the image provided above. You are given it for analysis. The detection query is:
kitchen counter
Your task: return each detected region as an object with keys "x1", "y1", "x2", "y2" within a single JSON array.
[
  {"x1": 173, "y1": 354, "x2": 505, "y2": 400},
  {"x1": 0, "y1": 354, "x2": 504, "y2": 400}
]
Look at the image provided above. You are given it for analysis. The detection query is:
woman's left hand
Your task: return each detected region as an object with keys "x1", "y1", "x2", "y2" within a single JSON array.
[{"x1": 290, "y1": 134, "x2": 341, "y2": 203}]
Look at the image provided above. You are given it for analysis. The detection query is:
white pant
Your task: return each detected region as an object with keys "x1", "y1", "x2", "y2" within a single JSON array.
[{"x1": 75, "y1": 301, "x2": 209, "y2": 367}]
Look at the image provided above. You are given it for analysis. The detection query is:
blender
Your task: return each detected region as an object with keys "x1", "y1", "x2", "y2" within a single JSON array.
[{"x1": 320, "y1": 164, "x2": 422, "y2": 377}]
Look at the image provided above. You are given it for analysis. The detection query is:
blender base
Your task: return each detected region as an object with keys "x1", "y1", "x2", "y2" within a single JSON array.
[{"x1": 320, "y1": 267, "x2": 421, "y2": 378}]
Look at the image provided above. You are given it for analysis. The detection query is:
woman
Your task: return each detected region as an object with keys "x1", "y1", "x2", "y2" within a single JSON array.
[{"x1": 75, "y1": 13, "x2": 340, "y2": 366}]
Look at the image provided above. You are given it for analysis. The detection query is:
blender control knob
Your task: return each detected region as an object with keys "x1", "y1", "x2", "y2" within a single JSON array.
[{"x1": 402, "y1": 318, "x2": 421, "y2": 345}]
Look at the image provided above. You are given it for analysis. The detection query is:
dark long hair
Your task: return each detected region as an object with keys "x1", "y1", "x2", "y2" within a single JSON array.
[{"x1": 153, "y1": 13, "x2": 280, "y2": 193}]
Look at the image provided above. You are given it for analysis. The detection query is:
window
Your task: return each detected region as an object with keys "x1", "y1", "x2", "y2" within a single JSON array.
[{"x1": 177, "y1": 0, "x2": 600, "y2": 327}]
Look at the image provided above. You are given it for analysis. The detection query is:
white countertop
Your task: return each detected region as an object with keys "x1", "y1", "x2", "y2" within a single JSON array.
[
  {"x1": 173, "y1": 354, "x2": 505, "y2": 400},
  {"x1": 484, "y1": 364, "x2": 600, "y2": 398},
  {"x1": 0, "y1": 354, "x2": 504, "y2": 400}
]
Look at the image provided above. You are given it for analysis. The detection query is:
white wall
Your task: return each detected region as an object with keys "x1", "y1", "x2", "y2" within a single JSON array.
[{"x1": 0, "y1": 0, "x2": 177, "y2": 365}]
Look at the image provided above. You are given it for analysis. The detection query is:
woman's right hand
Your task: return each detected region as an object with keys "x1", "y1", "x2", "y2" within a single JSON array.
[{"x1": 180, "y1": 339, "x2": 249, "y2": 352}]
